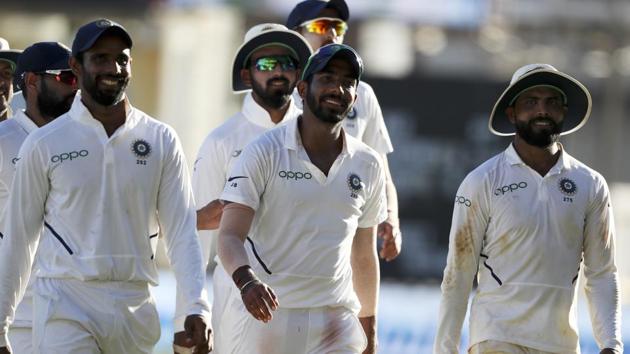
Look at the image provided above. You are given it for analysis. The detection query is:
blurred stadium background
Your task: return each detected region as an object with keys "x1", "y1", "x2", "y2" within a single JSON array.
[{"x1": 4, "y1": 0, "x2": 630, "y2": 352}]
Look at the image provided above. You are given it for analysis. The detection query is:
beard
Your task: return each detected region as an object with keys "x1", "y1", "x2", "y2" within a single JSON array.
[
  {"x1": 37, "y1": 80, "x2": 75, "y2": 120},
  {"x1": 81, "y1": 72, "x2": 129, "y2": 107},
  {"x1": 251, "y1": 77, "x2": 292, "y2": 109},
  {"x1": 305, "y1": 88, "x2": 352, "y2": 124},
  {"x1": 515, "y1": 117, "x2": 562, "y2": 147}
]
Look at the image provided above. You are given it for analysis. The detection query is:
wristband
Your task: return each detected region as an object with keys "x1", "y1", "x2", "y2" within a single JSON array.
[
  {"x1": 239, "y1": 279, "x2": 258, "y2": 293},
  {"x1": 232, "y1": 265, "x2": 255, "y2": 289}
]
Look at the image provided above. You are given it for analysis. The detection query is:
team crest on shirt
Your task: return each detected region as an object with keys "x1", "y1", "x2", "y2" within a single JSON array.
[
  {"x1": 558, "y1": 178, "x2": 577, "y2": 196},
  {"x1": 131, "y1": 139, "x2": 151, "y2": 166},
  {"x1": 347, "y1": 173, "x2": 363, "y2": 199},
  {"x1": 346, "y1": 107, "x2": 357, "y2": 120}
]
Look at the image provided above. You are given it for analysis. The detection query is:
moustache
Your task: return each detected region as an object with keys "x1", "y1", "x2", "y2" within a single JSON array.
[{"x1": 267, "y1": 77, "x2": 290, "y2": 86}]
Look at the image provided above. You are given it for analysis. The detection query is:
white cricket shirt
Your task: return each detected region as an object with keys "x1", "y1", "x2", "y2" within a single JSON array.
[
  {"x1": 293, "y1": 80, "x2": 393, "y2": 155},
  {"x1": 192, "y1": 92, "x2": 301, "y2": 267},
  {"x1": 0, "y1": 110, "x2": 38, "y2": 328},
  {"x1": 0, "y1": 93, "x2": 210, "y2": 345},
  {"x1": 435, "y1": 144, "x2": 621, "y2": 353},
  {"x1": 220, "y1": 117, "x2": 387, "y2": 312}
]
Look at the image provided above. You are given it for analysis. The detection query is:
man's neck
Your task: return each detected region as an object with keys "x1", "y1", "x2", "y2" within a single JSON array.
[
  {"x1": 24, "y1": 107, "x2": 52, "y2": 128},
  {"x1": 512, "y1": 136, "x2": 561, "y2": 177},
  {"x1": 252, "y1": 93, "x2": 291, "y2": 124},
  {"x1": 81, "y1": 95, "x2": 129, "y2": 137},
  {"x1": 298, "y1": 111, "x2": 344, "y2": 176}
]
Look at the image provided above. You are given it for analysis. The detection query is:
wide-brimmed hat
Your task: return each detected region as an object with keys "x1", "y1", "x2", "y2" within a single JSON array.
[
  {"x1": 0, "y1": 37, "x2": 22, "y2": 72},
  {"x1": 232, "y1": 23, "x2": 312, "y2": 93},
  {"x1": 489, "y1": 63, "x2": 591, "y2": 136}
]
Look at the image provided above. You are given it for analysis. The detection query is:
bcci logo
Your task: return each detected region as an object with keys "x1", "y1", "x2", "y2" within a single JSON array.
[
  {"x1": 96, "y1": 19, "x2": 113, "y2": 28},
  {"x1": 347, "y1": 107, "x2": 357, "y2": 120},
  {"x1": 131, "y1": 139, "x2": 152, "y2": 159},
  {"x1": 558, "y1": 178, "x2": 577, "y2": 196},
  {"x1": 347, "y1": 173, "x2": 363, "y2": 199}
]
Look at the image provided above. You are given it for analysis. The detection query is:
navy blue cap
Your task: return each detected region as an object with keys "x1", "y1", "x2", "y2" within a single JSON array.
[
  {"x1": 15, "y1": 42, "x2": 72, "y2": 90},
  {"x1": 286, "y1": 0, "x2": 350, "y2": 29},
  {"x1": 301, "y1": 43, "x2": 362, "y2": 81},
  {"x1": 72, "y1": 18, "x2": 132, "y2": 56}
]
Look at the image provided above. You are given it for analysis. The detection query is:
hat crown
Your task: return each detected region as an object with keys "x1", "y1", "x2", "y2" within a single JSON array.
[
  {"x1": 510, "y1": 63, "x2": 558, "y2": 84},
  {"x1": 243, "y1": 23, "x2": 290, "y2": 43},
  {"x1": 0, "y1": 37, "x2": 10, "y2": 50}
]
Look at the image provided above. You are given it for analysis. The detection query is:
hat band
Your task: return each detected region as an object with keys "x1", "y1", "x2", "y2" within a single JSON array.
[{"x1": 508, "y1": 84, "x2": 567, "y2": 106}]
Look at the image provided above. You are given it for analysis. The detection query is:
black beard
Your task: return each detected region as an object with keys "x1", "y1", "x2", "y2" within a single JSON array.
[
  {"x1": 37, "y1": 79, "x2": 74, "y2": 120},
  {"x1": 305, "y1": 90, "x2": 351, "y2": 124},
  {"x1": 251, "y1": 77, "x2": 292, "y2": 109},
  {"x1": 515, "y1": 117, "x2": 562, "y2": 147},
  {"x1": 81, "y1": 72, "x2": 129, "y2": 106}
]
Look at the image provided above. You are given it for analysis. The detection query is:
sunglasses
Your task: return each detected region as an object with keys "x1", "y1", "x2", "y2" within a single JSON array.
[
  {"x1": 300, "y1": 17, "x2": 348, "y2": 37},
  {"x1": 36, "y1": 69, "x2": 77, "y2": 86},
  {"x1": 252, "y1": 56, "x2": 297, "y2": 72}
]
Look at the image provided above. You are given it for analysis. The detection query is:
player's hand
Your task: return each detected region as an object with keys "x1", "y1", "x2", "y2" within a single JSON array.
[
  {"x1": 179, "y1": 314, "x2": 212, "y2": 353},
  {"x1": 196, "y1": 199, "x2": 224, "y2": 230},
  {"x1": 600, "y1": 349, "x2": 618, "y2": 354},
  {"x1": 240, "y1": 280, "x2": 278, "y2": 323},
  {"x1": 0, "y1": 346, "x2": 11, "y2": 354},
  {"x1": 377, "y1": 219, "x2": 401, "y2": 262}
]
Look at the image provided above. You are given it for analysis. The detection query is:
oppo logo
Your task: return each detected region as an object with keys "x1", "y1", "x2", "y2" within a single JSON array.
[
  {"x1": 278, "y1": 170, "x2": 312, "y2": 180},
  {"x1": 51, "y1": 150, "x2": 89, "y2": 163},
  {"x1": 494, "y1": 181, "x2": 528, "y2": 196}
]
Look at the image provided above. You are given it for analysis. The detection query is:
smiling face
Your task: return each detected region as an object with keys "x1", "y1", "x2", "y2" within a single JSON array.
[
  {"x1": 72, "y1": 33, "x2": 131, "y2": 107},
  {"x1": 506, "y1": 86, "x2": 567, "y2": 147},
  {"x1": 300, "y1": 57, "x2": 357, "y2": 124}
]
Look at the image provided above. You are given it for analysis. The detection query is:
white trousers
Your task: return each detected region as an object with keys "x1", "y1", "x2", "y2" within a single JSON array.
[
  {"x1": 31, "y1": 278, "x2": 160, "y2": 354},
  {"x1": 219, "y1": 293, "x2": 367, "y2": 354},
  {"x1": 469, "y1": 340, "x2": 560, "y2": 354},
  {"x1": 8, "y1": 327, "x2": 32, "y2": 354}
]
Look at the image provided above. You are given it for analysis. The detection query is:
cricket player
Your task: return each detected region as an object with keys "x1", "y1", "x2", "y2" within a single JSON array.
[
  {"x1": 0, "y1": 38, "x2": 21, "y2": 122},
  {"x1": 0, "y1": 19, "x2": 211, "y2": 353},
  {"x1": 434, "y1": 64, "x2": 621, "y2": 354},
  {"x1": 190, "y1": 23, "x2": 311, "y2": 353},
  {"x1": 287, "y1": 0, "x2": 401, "y2": 261},
  {"x1": 217, "y1": 43, "x2": 386, "y2": 354},
  {"x1": 0, "y1": 41, "x2": 78, "y2": 354}
]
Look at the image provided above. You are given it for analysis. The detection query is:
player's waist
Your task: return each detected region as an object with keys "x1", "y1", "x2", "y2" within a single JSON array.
[{"x1": 35, "y1": 255, "x2": 160, "y2": 285}]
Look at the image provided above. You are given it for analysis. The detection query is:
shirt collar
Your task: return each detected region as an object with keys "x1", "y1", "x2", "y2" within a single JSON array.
[
  {"x1": 505, "y1": 142, "x2": 571, "y2": 174},
  {"x1": 68, "y1": 91, "x2": 139, "y2": 131},
  {"x1": 241, "y1": 92, "x2": 300, "y2": 129},
  {"x1": 12, "y1": 109, "x2": 39, "y2": 134},
  {"x1": 283, "y1": 116, "x2": 355, "y2": 157}
]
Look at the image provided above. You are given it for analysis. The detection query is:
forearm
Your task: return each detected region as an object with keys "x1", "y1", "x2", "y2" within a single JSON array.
[
  {"x1": 351, "y1": 227, "x2": 379, "y2": 353},
  {"x1": 382, "y1": 156, "x2": 399, "y2": 224},
  {"x1": 217, "y1": 202, "x2": 254, "y2": 275}
]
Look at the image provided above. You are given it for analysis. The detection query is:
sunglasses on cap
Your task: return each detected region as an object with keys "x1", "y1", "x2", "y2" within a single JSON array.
[
  {"x1": 300, "y1": 17, "x2": 348, "y2": 37},
  {"x1": 35, "y1": 69, "x2": 77, "y2": 86},
  {"x1": 252, "y1": 56, "x2": 297, "y2": 72}
]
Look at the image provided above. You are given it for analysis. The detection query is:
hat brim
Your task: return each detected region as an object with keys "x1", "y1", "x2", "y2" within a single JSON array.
[
  {"x1": 232, "y1": 31, "x2": 312, "y2": 93},
  {"x1": 0, "y1": 50, "x2": 22, "y2": 68},
  {"x1": 489, "y1": 70, "x2": 592, "y2": 136}
]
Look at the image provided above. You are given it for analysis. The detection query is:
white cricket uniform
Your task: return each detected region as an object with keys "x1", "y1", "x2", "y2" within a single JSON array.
[
  {"x1": 192, "y1": 92, "x2": 301, "y2": 351},
  {"x1": 0, "y1": 111, "x2": 38, "y2": 354},
  {"x1": 434, "y1": 144, "x2": 622, "y2": 354},
  {"x1": 220, "y1": 116, "x2": 387, "y2": 353},
  {"x1": 293, "y1": 80, "x2": 393, "y2": 155},
  {"x1": 0, "y1": 93, "x2": 210, "y2": 352}
]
